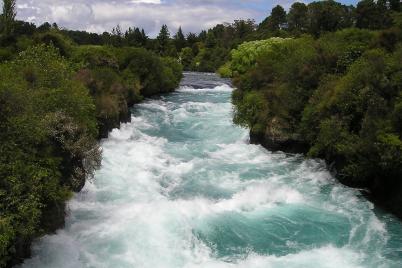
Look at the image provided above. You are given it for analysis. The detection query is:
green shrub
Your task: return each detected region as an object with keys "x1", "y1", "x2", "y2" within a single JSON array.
[
  {"x1": 72, "y1": 45, "x2": 119, "y2": 69},
  {"x1": 0, "y1": 47, "x2": 14, "y2": 62},
  {"x1": 161, "y1": 57, "x2": 183, "y2": 91},
  {"x1": 232, "y1": 90, "x2": 268, "y2": 130},
  {"x1": 34, "y1": 31, "x2": 74, "y2": 57},
  {"x1": 230, "y1": 38, "x2": 288, "y2": 75},
  {"x1": 217, "y1": 62, "x2": 232, "y2": 78},
  {"x1": 179, "y1": 47, "x2": 194, "y2": 70},
  {"x1": 0, "y1": 45, "x2": 100, "y2": 266},
  {"x1": 119, "y1": 47, "x2": 182, "y2": 96}
]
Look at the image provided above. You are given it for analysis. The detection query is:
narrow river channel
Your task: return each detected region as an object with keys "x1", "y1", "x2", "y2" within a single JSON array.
[{"x1": 21, "y1": 72, "x2": 402, "y2": 268}]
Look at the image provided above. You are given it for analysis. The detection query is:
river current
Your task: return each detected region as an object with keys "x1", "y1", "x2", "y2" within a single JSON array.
[{"x1": 21, "y1": 72, "x2": 402, "y2": 268}]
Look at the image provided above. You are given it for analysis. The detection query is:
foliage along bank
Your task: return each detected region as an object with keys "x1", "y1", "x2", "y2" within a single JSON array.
[
  {"x1": 0, "y1": 25, "x2": 182, "y2": 268},
  {"x1": 224, "y1": 12, "x2": 402, "y2": 218}
]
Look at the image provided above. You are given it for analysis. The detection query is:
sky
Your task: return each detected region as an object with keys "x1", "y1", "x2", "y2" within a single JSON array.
[{"x1": 13, "y1": 0, "x2": 359, "y2": 36}]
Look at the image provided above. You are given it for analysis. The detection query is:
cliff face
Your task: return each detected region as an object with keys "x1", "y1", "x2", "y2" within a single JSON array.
[{"x1": 249, "y1": 117, "x2": 309, "y2": 154}]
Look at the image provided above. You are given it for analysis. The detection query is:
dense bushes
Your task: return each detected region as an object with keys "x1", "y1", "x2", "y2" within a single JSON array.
[
  {"x1": 305, "y1": 48, "x2": 402, "y2": 183},
  {"x1": 73, "y1": 45, "x2": 182, "y2": 137},
  {"x1": 73, "y1": 46, "x2": 138, "y2": 137},
  {"x1": 229, "y1": 25, "x2": 402, "y2": 216},
  {"x1": 117, "y1": 47, "x2": 182, "y2": 97},
  {"x1": 224, "y1": 38, "x2": 288, "y2": 77},
  {"x1": 0, "y1": 45, "x2": 101, "y2": 266},
  {"x1": 34, "y1": 31, "x2": 73, "y2": 57}
]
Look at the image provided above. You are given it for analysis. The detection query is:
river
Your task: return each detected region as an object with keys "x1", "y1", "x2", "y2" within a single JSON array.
[{"x1": 21, "y1": 72, "x2": 402, "y2": 268}]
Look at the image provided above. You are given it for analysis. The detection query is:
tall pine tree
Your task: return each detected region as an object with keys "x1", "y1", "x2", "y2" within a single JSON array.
[
  {"x1": 174, "y1": 26, "x2": 186, "y2": 52},
  {"x1": 1, "y1": 0, "x2": 16, "y2": 36},
  {"x1": 157, "y1": 24, "x2": 171, "y2": 56}
]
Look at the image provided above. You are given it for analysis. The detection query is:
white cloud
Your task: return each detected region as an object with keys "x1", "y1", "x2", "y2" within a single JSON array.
[
  {"x1": 14, "y1": 0, "x2": 287, "y2": 36},
  {"x1": 129, "y1": 0, "x2": 162, "y2": 3}
]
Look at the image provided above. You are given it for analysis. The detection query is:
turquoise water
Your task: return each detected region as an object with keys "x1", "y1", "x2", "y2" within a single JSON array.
[{"x1": 22, "y1": 72, "x2": 402, "y2": 268}]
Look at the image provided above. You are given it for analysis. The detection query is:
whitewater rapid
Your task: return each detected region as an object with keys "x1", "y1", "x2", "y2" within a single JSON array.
[{"x1": 21, "y1": 72, "x2": 402, "y2": 268}]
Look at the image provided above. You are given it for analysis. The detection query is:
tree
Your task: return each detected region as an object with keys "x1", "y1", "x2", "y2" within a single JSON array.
[
  {"x1": 260, "y1": 5, "x2": 287, "y2": 32},
  {"x1": 174, "y1": 26, "x2": 186, "y2": 51},
  {"x1": 111, "y1": 24, "x2": 123, "y2": 47},
  {"x1": 186, "y1": 32, "x2": 198, "y2": 47},
  {"x1": 125, "y1": 27, "x2": 135, "y2": 46},
  {"x1": 355, "y1": 0, "x2": 392, "y2": 29},
  {"x1": 125, "y1": 27, "x2": 147, "y2": 47},
  {"x1": 306, "y1": 0, "x2": 354, "y2": 36},
  {"x1": 112, "y1": 24, "x2": 122, "y2": 37},
  {"x1": 101, "y1": 31, "x2": 112, "y2": 45},
  {"x1": 288, "y1": 2, "x2": 308, "y2": 33},
  {"x1": 38, "y1": 22, "x2": 52, "y2": 32},
  {"x1": 198, "y1": 30, "x2": 207, "y2": 41},
  {"x1": 233, "y1": 19, "x2": 255, "y2": 39},
  {"x1": 134, "y1": 28, "x2": 144, "y2": 46},
  {"x1": 389, "y1": 0, "x2": 401, "y2": 11},
  {"x1": 13, "y1": 21, "x2": 36, "y2": 36},
  {"x1": 270, "y1": 5, "x2": 287, "y2": 30},
  {"x1": 180, "y1": 47, "x2": 194, "y2": 70},
  {"x1": 157, "y1": 24, "x2": 171, "y2": 56},
  {"x1": 1, "y1": 0, "x2": 16, "y2": 36},
  {"x1": 141, "y1": 29, "x2": 148, "y2": 46},
  {"x1": 205, "y1": 31, "x2": 217, "y2": 48}
]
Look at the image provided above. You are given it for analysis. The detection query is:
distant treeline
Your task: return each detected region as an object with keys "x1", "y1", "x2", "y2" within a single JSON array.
[
  {"x1": 1, "y1": 0, "x2": 399, "y2": 73},
  {"x1": 3, "y1": 0, "x2": 400, "y2": 74}
]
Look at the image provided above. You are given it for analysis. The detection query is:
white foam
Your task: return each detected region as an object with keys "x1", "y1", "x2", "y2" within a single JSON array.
[
  {"x1": 212, "y1": 182, "x2": 304, "y2": 213},
  {"x1": 183, "y1": 246, "x2": 365, "y2": 268},
  {"x1": 178, "y1": 84, "x2": 233, "y2": 93},
  {"x1": 209, "y1": 143, "x2": 274, "y2": 164}
]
